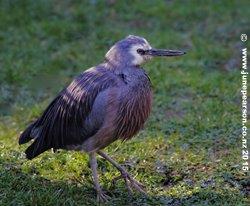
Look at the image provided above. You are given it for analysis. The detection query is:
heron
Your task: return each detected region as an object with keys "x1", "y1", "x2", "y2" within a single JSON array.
[{"x1": 19, "y1": 35, "x2": 185, "y2": 201}]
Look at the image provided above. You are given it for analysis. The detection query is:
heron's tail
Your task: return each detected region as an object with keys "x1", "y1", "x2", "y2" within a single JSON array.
[
  {"x1": 25, "y1": 139, "x2": 50, "y2": 160},
  {"x1": 19, "y1": 123, "x2": 36, "y2": 145},
  {"x1": 19, "y1": 121, "x2": 51, "y2": 160}
]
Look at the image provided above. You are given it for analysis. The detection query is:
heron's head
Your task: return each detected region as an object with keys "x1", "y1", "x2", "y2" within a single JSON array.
[{"x1": 105, "y1": 35, "x2": 185, "y2": 67}]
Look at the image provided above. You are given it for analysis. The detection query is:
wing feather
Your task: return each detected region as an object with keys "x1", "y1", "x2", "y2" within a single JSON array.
[{"x1": 21, "y1": 66, "x2": 118, "y2": 159}]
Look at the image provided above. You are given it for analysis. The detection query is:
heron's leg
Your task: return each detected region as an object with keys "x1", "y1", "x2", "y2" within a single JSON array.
[
  {"x1": 89, "y1": 152, "x2": 110, "y2": 202},
  {"x1": 97, "y1": 150, "x2": 146, "y2": 195}
]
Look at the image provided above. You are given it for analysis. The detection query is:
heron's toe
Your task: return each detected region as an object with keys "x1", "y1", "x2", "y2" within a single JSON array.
[
  {"x1": 97, "y1": 190, "x2": 111, "y2": 203},
  {"x1": 112, "y1": 172, "x2": 147, "y2": 195}
]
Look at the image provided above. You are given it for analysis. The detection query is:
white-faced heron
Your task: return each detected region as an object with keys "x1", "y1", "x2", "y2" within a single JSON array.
[{"x1": 19, "y1": 35, "x2": 185, "y2": 201}]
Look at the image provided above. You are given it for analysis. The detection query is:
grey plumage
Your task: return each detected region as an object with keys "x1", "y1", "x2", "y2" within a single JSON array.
[
  {"x1": 19, "y1": 35, "x2": 185, "y2": 201},
  {"x1": 20, "y1": 47, "x2": 152, "y2": 159}
]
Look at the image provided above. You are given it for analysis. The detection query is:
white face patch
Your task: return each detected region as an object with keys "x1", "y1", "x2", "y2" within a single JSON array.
[
  {"x1": 130, "y1": 44, "x2": 145, "y2": 65},
  {"x1": 130, "y1": 42, "x2": 152, "y2": 66}
]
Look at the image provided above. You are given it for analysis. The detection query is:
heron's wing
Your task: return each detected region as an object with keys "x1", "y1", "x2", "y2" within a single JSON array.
[{"x1": 21, "y1": 67, "x2": 119, "y2": 159}]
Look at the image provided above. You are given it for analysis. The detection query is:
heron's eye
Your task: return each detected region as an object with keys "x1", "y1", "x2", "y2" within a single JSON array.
[{"x1": 137, "y1": 49, "x2": 145, "y2": 55}]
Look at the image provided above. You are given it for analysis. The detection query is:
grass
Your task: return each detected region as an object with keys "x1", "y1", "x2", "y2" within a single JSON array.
[{"x1": 0, "y1": 0, "x2": 249, "y2": 205}]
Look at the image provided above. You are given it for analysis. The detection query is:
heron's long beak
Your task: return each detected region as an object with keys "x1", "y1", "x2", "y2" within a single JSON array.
[{"x1": 146, "y1": 49, "x2": 186, "y2": 57}]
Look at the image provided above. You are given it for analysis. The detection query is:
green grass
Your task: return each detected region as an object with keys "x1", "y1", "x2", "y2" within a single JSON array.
[{"x1": 0, "y1": 0, "x2": 249, "y2": 205}]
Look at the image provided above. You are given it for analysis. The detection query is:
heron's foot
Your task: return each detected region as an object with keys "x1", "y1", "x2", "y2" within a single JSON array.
[
  {"x1": 96, "y1": 190, "x2": 111, "y2": 202},
  {"x1": 112, "y1": 171, "x2": 147, "y2": 195}
]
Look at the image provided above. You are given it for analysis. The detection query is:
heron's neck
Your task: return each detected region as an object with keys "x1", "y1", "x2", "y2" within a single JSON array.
[{"x1": 103, "y1": 58, "x2": 136, "y2": 71}]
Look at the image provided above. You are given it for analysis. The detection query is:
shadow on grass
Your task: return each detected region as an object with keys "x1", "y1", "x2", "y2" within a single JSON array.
[{"x1": 0, "y1": 156, "x2": 248, "y2": 206}]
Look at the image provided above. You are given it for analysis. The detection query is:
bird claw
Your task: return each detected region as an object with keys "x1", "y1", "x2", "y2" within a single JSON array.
[
  {"x1": 97, "y1": 190, "x2": 111, "y2": 203},
  {"x1": 112, "y1": 172, "x2": 147, "y2": 195}
]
